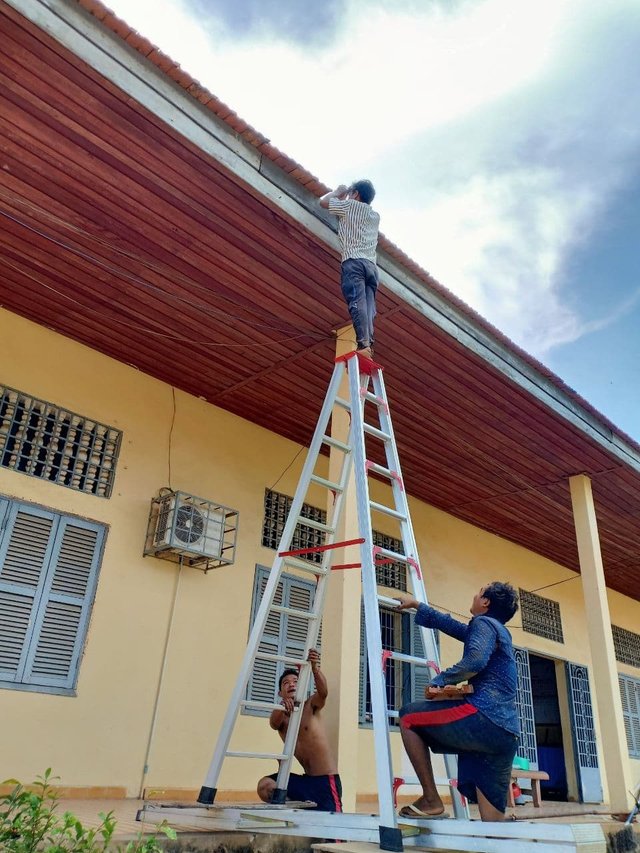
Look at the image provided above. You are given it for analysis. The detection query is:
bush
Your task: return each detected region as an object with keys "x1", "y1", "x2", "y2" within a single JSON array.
[{"x1": 0, "y1": 769, "x2": 176, "y2": 852}]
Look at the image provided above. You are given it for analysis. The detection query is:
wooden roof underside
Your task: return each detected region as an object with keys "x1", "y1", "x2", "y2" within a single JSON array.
[{"x1": 1, "y1": 1, "x2": 639, "y2": 601}]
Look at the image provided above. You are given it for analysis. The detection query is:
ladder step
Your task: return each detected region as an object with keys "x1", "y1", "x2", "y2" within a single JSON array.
[
  {"x1": 310, "y1": 474, "x2": 344, "y2": 493},
  {"x1": 282, "y1": 556, "x2": 328, "y2": 575},
  {"x1": 297, "y1": 516, "x2": 334, "y2": 534},
  {"x1": 270, "y1": 605, "x2": 318, "y2": 620},
  {"x1": 240, "y1": 699, "x2": 284, "y2": 712},
  {"x1": 385, "y1": 650, "x2": 431, "y2": 666},
  {"x1": 335, "y1": 396, "x2": 351, "y2": 411},
  {"x1": 363, "y1": 422, "x2": 392, "y2": 442},
  {"x1": 362, "y1": 390, "x2": 388, "y2": 408},
  {"x1": 322, "y1": 434, "x2": 350, "y2": 453},
  {"x1": 366, "y1": 461, "x2": 396, "y2": 481},
  {"x1": 374, "y1": 545, "x2": 410, "y2": 565},
  {"x1": 378, "y1": 593, "x2": 415, "y2": 610},
  {"x1": 369, "y1": 500, "x2": 406, "y2": 521},
  {"x1": 226, "y1": 751, "x2": 290, "y2": 760}
]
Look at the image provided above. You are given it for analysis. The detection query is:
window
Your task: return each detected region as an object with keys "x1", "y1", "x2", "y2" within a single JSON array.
[
  {"x1": 372, "y1": 530, "x2": 407, "y2": 591},
  {"x1": 245, "y1": 566, "x2": 320, "y2": 712},
  {"x1": 359, "y1": 605, "x2": 432, "y2": 725},
  {"x1": 612, "y1": 626, "x2": 640, "y2": 668},
  {"x1": 261, "y1": 489, "x2": 326, "y2": 564},
  {"x1": 519, "y1": 589, "x2": 564, "y2": 643},
  {"x1": 0, "y1": 386, "x2": 121, "y2": 497},
  {"x1": 0, "y1": 497, "x2": 105, "y2": 694},
  {"x1": 619, "y1": 674, "x2": 640, "y2": 758},
  {"x1": 262, "y1": 489, "x2": 407, "y2": 587}
]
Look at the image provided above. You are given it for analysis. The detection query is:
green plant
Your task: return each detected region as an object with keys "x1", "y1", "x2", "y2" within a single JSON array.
[{"x1": 0, "y1": 769, "x2": 176, "y2": 852}]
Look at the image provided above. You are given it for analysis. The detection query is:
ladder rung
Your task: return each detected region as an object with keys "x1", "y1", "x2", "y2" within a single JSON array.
[
  {"x1": 240, "y1": 700, "x2": 284, "y2": 712},
  {"x1": 322, "y1": 435, "x2": 350, "y2": 453},
  {"x1": 362, "y1": 390, "x2": 387, "y2": 407},
  {"x1": 367, "y1": 461, "x2": 395, "y2": 480},
  {"x1": 335, "y1": 396, "x2": 351, "y2": 411},
  {"x1": 270, "y1": 605, "x2": 318, "y2": 620},
  {"x1": 378, "y1": 593, "x2": 415, "y2": 610},
  {"x1": 369, "y1": 500, "x2": 406, "y2": 521},
  {"x1": 227, "y1": 751, "x2": 290, "y2": 760},
  {"x1": 363, "y1": 422, "x2": 392, "y2": 442},
  {"x1": 256, "y1": 652, "x2": 308, "y2": 666},
  {"x1": 297, "y1": 516, "x2": 334, "y2": 534},
  {"x1": 385, "y1": 650, "x2": 430, "y2": 666},
  {"x1": 374, "y1": 545, "x2": 410, "y2": 565},
  {"x1": 282, "y1": 556, "x2": 328, "y2": 575},
  {"x1": 310, "y1": 474, "x2": 344, "y2": 493}
]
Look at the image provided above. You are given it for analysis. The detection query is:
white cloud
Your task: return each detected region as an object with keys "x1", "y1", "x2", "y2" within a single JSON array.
[{"x1": 107, "y1": 0, "x2": 640, "y2": 358}]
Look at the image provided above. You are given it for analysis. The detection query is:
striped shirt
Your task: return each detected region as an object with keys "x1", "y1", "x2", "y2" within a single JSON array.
[{"x1": 328, "y1": 198, "x2": 380, "y2": 263}]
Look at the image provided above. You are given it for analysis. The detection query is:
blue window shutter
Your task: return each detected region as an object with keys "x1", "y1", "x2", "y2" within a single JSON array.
[
  {"x1": 358, "y1": 604, "x2": 368, "y2": 723},
  {"x1": 0, "y1": 503, "x2": 58, "y2": 682},
  {"x1": 409, "y1": 618, "x2": 432, "y2": 702},
  {"x1": 247, "y1": 566, "x2": 283, "y2": 706},
  {"x1": 21, "y1": 515, "x2": 104, "y2": 690},
  {"x1": 619, "y1": 674, "x2": 640, "y2": 757},
  {"x1": 246, "y1": 567, "x2": 318, "y2": 711}
]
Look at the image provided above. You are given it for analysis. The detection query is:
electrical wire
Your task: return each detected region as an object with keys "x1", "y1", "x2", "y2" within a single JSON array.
[
  {"x1": 168, "y1": 386, "x2": 176, "y2": 490},
  {"x1": 0, "y1": 255, "x2": 334, "y2": 350},
  {"x1": 0, "y1": 200, "x2": 330, "y2": 338}
]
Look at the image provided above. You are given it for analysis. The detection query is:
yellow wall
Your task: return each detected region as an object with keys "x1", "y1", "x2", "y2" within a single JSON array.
[{"x1": 1, "y1": 308, "x2": 639, "y2": 800}]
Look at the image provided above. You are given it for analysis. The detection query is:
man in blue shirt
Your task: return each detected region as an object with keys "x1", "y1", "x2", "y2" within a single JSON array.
[{"x1": 395, "y1": 583, "x2": 520, "y2": 822}]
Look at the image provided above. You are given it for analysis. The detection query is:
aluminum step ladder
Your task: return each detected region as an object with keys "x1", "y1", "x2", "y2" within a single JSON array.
[{"x1": 197, "y1": 350, "x2": 467, "y2": 851}]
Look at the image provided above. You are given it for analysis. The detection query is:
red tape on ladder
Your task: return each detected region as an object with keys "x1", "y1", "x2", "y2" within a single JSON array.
[{"x1": 279, "y1": 537, "x2": 365, "y2": 558}]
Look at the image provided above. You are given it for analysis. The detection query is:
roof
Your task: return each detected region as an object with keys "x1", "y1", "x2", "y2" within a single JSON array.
[{"x1": 1, "y1": 0, "x2": 639, "y2": 601}]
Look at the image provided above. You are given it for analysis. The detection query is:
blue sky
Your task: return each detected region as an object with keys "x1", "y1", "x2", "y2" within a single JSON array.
[{"x1": 108, "y1": 0, "x2": 639, "y2": 441}]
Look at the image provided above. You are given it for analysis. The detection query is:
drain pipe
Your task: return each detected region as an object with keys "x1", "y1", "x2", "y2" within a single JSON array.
[{"x1": 138, "y1": 559, "x2": 183, "y2": 799}]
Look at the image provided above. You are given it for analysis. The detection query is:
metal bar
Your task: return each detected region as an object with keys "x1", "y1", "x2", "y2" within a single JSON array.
[
  {"x1": 310, "y1": 473, "x2": 344, "y2": 492},
  {"x1": 279, "y1": 536, "x2": 364, "y2": 558},
  {"x1": 321, "y1": 434, "x2": 351, "y2": 453},
  {"x1": 369, "y1": 500, "x2": 407, "y2": 520}
]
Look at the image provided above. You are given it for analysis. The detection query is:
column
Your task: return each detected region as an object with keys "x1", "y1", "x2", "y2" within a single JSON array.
[{"x1": 569, "y1": 474, "x2": 633, "y2": 812}]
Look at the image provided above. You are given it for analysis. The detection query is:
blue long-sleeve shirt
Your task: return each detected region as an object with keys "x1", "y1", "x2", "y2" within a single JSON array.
[{"x1": 415, "y1": 604, "x2": 520, "y2": 736}]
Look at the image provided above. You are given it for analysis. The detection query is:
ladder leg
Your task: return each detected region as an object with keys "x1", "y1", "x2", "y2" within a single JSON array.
[
  {"x1": 198, "y1": 360, "x2": 349, "y2": 802},
  {"x1": 372, "y1": 367, "x2": 469, "y2": 820},
  {"x1": 347, "y1": 357, "x2": 401, "y2": 850}
]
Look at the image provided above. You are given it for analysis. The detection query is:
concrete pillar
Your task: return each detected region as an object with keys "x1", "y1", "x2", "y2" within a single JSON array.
[
  {"x1": 569, "y1": 474, "x2": 633, "y2": 811},
  {"x1": 321, "y1": 326, "x2": 361, "y2": 810}
]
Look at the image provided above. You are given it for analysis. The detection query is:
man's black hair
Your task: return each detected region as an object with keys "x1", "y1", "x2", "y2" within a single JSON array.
[
  {"x1": 351, "y1": 179, "x2": 376, "y2": 205},
  {"x1": 278, "y1": 668, "x2": 298, "y2": 691},
  {"x1": 483, "y1": 582, "x2": 519, "y2": 624}
]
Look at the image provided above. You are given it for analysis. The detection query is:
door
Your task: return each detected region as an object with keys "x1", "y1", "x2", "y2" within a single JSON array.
[
  {"x1": 566, "y1": 663, "x2": 603, "y2": 803},
  {"x1": 514, "y1": 647, "x2": 538, "y2": 768}
]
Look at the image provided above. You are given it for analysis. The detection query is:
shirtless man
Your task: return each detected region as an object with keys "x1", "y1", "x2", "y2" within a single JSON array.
[{"x1": 257, "y1": 649, "x2": 342, "y2": 812}]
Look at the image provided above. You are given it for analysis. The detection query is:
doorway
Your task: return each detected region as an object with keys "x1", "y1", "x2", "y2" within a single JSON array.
[{"x1": 529, "y1": 654, "x2": 568, "y2": 801}]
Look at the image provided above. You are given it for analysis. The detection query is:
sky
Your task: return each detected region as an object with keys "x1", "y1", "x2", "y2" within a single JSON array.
[{"x1": 108, "y1": 0, "x2": 640, "y2": 442}]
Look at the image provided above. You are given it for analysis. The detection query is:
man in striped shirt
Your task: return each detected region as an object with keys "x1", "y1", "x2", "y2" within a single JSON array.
[{"x1": 320, "y1": 180, "x2": 380, "y2": 358}]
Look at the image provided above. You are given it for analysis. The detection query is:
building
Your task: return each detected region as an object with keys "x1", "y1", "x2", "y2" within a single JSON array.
[{"x1": 0, "y1": 0, "x2": 639, "y2": 813}]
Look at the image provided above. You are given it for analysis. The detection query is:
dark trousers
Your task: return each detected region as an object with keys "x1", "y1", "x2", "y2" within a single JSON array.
[{"x1": 340, "y1": 258, "x2": 378, "y2": 349}]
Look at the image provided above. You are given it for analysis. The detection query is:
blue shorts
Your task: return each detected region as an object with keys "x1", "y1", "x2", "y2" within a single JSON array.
[
  {"x1": 267, "y1": 772, "x2": 342, "y2": 812},
  {"x1": 399, "y1": 699, "x2": 518, "y2": 813}
]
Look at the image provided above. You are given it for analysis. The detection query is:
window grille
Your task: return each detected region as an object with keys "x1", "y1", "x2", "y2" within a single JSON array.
[
  {"x1": 244, "y1": 566, "x2": 320, "y2": 714},
  {"x1": 0, "y1": 386, "x2": 121, "y2": 498},
  {"x1": 262, "y1": 489, "x2": 326, "y2": 564},
  {"x1": 618, "y1": 674, "x2": 640, "y2": 758},
  {"x1": 612, "y1": 626, "x2": 640, "y2": 668},
  {"x1": 519, "y1": 589, "x2": 564, "y2": 643},
  {"x1": 372, "y1": 530, "x2": 407, "y2": 590},
  {"x1": 0, "y1": 496, "x2": 105, "y2": 694}
]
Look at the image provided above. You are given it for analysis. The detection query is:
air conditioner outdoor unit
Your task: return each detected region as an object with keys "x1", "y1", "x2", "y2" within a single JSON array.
[{"x1": 145, "y1": 490, "x2": 239, "y2": 571}]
